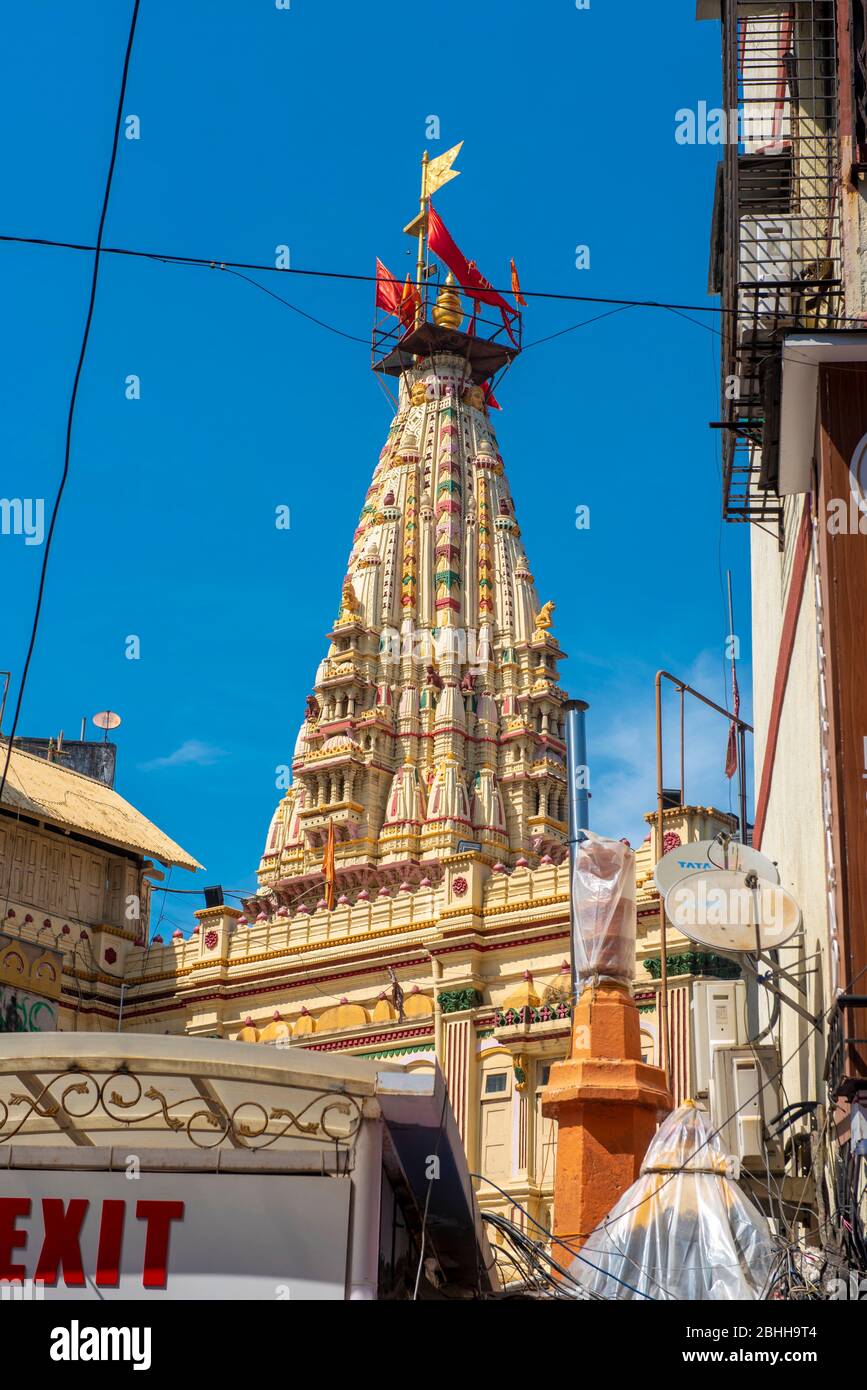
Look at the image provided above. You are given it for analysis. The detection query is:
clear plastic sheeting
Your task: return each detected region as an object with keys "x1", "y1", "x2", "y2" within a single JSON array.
[
  {"x1": 568, "y1": 1101, "x2": 777, "y2": 1301},
  {"x1": 572, "y1": 831, "x2": 636, "y2": 985}
]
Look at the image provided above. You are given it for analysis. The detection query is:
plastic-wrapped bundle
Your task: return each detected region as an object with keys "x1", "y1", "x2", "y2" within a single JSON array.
[
  {"x1": 572, "y1": 831, "x2": 636, "y2": 984},
  {"x1": 568, "y1": 1101, "x2": 777, "y2": 1300}
]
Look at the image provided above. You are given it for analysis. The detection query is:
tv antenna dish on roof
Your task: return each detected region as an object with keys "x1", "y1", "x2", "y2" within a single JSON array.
[
  {"x1": 663, "y1": 868, "x2": 800, "y2": 954},
  {"x1": 663, "y1": 864, "x2": 819, "y2": 1028},
  {"x1": 92, "y1": 710, "x2": 122, "y2": 742},
  {"x1": 654, "y1": 837, "x2": 779, "y2": 899}
]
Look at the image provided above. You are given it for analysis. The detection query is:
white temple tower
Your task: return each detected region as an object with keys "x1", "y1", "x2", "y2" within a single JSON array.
[{"x1": 254, "y1": 313, "x2": 570, "y2": 909}]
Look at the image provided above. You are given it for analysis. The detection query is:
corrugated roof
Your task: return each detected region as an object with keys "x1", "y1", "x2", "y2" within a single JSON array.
[{"x1": 0, "y1": 742, "x2": 202, "y2": 872}]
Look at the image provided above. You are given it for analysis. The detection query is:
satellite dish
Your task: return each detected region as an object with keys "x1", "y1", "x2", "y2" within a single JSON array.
[
  {"x1": 92, "y1": 710, "x2": 122, "y2": 742},
  {"x1": 654, "y1": 838, "x2": 779, "y2": 897},
  {"x1": 663, "y1": 868, "x2": 801, "y2": 953}
]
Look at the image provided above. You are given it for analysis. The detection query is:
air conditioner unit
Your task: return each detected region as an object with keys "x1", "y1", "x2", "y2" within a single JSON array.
[
  {"x1": 738, "y1": 215, "x2": 796, "y2": 325},
  {"x1": 710, "y1": 1043, "x2": 785, "y2": 1173},
  {"x1": 690, "y1": 979, "x2": 747, "y2": 1098}
]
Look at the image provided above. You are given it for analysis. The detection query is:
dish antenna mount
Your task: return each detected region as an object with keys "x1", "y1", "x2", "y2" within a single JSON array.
[
  {"x1": 660, "y1": 835, "x2": 819, "y2": 1028},
  {"x1": 92, "y1": 710, "x2": 122, "y2": 743}
]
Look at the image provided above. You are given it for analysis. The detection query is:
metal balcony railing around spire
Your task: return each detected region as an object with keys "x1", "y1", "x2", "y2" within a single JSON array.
[
  {"x1": 372, "y1": 270, "x2": 522, "y2": 385},
  {"x1": 711, "y1": 0, "x2": 842, "y2": 525}
]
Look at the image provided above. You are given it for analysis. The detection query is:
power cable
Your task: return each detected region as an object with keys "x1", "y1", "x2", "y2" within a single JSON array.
[
  {"x1": 12, "y1": 228, "x2": 867, "y2": 331},
  {"x1": 469, "y1": 1174, "x2": 656, "y2": 1300},
  {"x1": 219, "y1": 265, "x2": 370, "y2": 345},
  {"x1": 412, "y1": 1083, "x2": 450, "y2": 1300},
  {"x1": 0, "y1": 0, "x2": 141, "y2": 807},
  {"x1": 0, "y1": 231, "x2": 739, "y2": 314}
]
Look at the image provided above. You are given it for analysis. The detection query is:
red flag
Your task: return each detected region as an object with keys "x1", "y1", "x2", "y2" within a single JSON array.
[
  {"x1": 427, "y1": 203, "x2": 519, "y2": 343},
  {"x1": 725, "y1": 661, "x2": 740, "y2": 780},
  {"x1": 375, "y1": 258, "x2": 403, "y2": 317},
  {"x1": 510, "y1": 258, "x2": 527, "y2": 308},
  {"x1": 483, "y1": 381, "x2": 502, "y2": 411},
  {"x1": 322, "y1": 819, "x2": 336, "y2": 911}
]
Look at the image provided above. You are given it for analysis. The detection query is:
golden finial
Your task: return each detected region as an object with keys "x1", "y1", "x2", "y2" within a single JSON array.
[{"x1": 432, "y1": 271, "x2": 464, "y2": 330}]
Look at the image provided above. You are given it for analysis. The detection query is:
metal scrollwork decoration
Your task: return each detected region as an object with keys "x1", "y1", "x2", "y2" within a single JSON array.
[{"x1": 0, "y1": 1068, "x2": 363, "y2": 1151}]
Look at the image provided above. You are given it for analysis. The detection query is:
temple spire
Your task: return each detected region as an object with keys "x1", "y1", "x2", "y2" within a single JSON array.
[{"x1": 257, "y1": 185, "x2": 563, "y2": 912}]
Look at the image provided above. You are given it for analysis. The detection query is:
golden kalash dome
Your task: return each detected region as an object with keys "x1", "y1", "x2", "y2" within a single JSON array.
[{"x1": 432, "y1": 272, "x2": 464, "y2": 329}]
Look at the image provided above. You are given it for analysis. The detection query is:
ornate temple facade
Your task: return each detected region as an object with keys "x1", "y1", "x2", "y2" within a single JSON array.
[
  {"x1": 0, "y1": 311, "x2": 750, "y2": 1244},
  {"x1": 118, "y1": 270, "x2": 577, "y2": 1233},
  {"x1": 0, "y1": 179, "x2": 749, "y2": 1239},
  {"x1": 220, "y1": 316, "x2": 574, "y2": 1230},
  {"x1": 0, "y1": 174, "x2": 586, "y2": 1236}
]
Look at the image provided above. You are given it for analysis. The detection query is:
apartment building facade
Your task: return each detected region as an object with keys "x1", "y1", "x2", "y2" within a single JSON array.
[{"x1": 702, "y1": 0, "x2": 867, "y2": 1254}]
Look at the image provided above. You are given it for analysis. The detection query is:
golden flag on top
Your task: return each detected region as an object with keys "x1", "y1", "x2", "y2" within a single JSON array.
[
  {"x1": 323, "y1": 818, "x2": 336, "y2": 911},
  {"x1": 425, "y1": 141, "x2": 463, "y2": 197}
]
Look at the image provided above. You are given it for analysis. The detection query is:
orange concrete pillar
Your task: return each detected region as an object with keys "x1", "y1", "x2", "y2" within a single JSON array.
[{"x1": 541, "y1": 981, "x2": 672, "y2": 1270}]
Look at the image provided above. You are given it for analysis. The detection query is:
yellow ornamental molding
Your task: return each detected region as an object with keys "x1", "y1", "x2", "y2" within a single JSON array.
[
  {"x1": 30, "y1": 951, "x2": 62, "y2": 1000},
  {"x1": 372, "y1": 995, "x2": 397, "y2": 1022},
  {"x1": 318, "y1": 1001, "x2": 368, "y2": 1031},
  {"x1": 479, "y1": 894, "x2": 569, "y2": 919},
  {"x1": 403, "y1": 991, "x2": 433, "y2": 1018},
  {"x1": 257, "y1": 1012, "x2": 292, "y2": 1043},
  {"x1": 0, "y1": 945, "x2": 27, "y2": 987},
  {"x1": 0, "y1": 942, "x2": 62, "y2": 1001},
  {"x1": 123, "y1": 918, "x2": 441, "y2": 987}
]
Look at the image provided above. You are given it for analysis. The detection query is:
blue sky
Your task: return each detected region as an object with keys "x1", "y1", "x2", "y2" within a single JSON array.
[{"x1": 0, "y1": 1, "x2": 751, "y2": 934}]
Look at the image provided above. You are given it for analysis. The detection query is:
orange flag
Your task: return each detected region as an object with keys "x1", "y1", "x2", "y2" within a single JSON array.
[
  {"x1": 725, "y1": 661, "x2": 740, "y2": 780},
  {"x1": 323, "y1": 819, "x2": 336, "y2": 910},
  {"x1": 400, "y1": 274, "x2": 420, "y2": 328},
  {"x1": 510, "y1": 258, "x2": 527, "y2": 308}
]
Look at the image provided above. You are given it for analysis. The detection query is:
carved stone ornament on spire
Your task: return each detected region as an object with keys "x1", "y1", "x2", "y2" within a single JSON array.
[
  {"x1": 532, "y1": 599, "x2": 556, "y2": 643},
  {"x1": 336, "y1": 576, "x2": 363, "y2": 626}
]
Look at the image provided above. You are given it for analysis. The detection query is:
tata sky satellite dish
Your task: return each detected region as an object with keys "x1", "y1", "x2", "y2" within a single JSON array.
[
  {"x1": 92, "y1": 710, "x2": 122, "y2": 741},
  {"x1": 663, "y1": 868, "x2": 801, "y2": 953},
  {"x1": 653, "y1": 838, "x2": 779, "y2": 897}
]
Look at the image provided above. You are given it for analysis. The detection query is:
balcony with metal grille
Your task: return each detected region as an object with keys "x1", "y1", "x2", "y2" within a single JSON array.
[{"x1": 713, "y1": 0, "x2": 841, "y2": 524}]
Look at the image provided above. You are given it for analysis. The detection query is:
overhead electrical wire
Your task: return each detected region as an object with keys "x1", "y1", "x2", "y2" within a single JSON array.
[
  {"x1": 468, "y1": 1174, "x2": 657, "y2": 1300},
  {"x1": 218, "y1": 265, "x2": 371, "y2": 346},
  {"x1": 13, "y1": 227, "x2": 867, "y2": 331},
  {"x1": 0, "y1": 229, "x2": 739, "y2": 314},
  {"x1": 0, "y1": 0, "x2": 142, "y2": 808},
  {"x1": 6, "y1": 231, "x2": 862, "y2": 369}
]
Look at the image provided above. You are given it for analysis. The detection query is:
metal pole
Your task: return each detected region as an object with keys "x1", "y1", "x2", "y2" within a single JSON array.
[
  {"x1": 656, "y1": 669, "x2": 752, "y2": 734},
  {"x1": 564, "y1": 699, "x2": 590, "y2": 1007},
  {"x1": 727, "y1": 570, "x2": 748, "y2": 842},
  {"x1": 738, "y1": 724, "x2": 748, "y2": 843},
  {"x1": 415, "y1": 152, "x2": 428, "y2": 329},
  {"x1": 655, "y1": 673, "x2": 671, "y2": 1087},
  {"x1": 679, "y1": 684, "x2": 685, "y2": 806},
  {"x1": 347, "y1": 1110, "x2": 383, "y2": 1300},
  {"x1": 0, "y1": 673, "x2": 10, "y2": 737}
]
